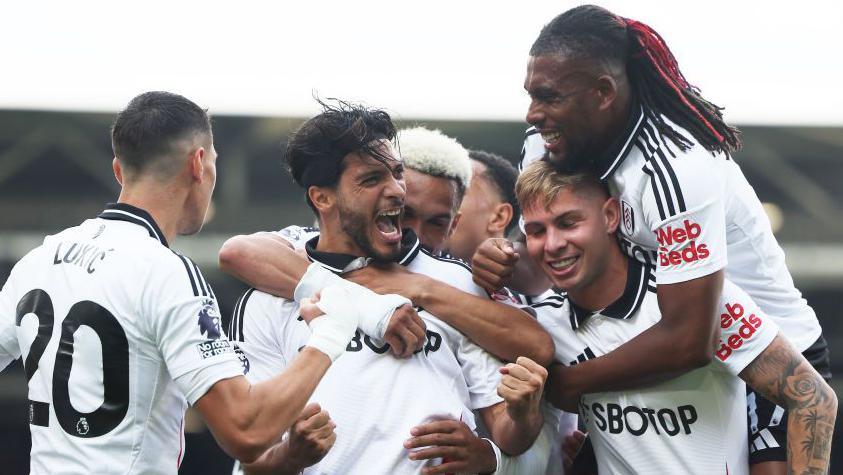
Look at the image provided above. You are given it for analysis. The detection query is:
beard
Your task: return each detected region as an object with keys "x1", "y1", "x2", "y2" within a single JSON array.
[{"x1": 336, "y1": 195, "x2": 400, "y2": 262}]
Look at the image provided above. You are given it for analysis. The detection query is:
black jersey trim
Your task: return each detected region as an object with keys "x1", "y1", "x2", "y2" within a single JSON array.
[
  {"x1": 98, "y1": 203, "x2": 169, "y2": 247},
  {"x1": 568, "y1": 259, "x2": 651, "y2": 330},
  {"x1": 229, "y1": 288, "x2": 256, "y2": 342},
  {"x1": 175, "y1": 253, "x2": 200, "y2": 297}
]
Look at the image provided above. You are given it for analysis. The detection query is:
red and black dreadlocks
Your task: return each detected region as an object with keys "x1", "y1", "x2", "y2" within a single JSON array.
[{"x1": 530, "y1": 5, "x2": 741, "y2": 156}]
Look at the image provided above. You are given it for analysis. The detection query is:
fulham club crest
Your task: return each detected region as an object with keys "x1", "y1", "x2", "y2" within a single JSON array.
[{"x1": 621, "y1": 200, "x2": 635, "y2": 236}]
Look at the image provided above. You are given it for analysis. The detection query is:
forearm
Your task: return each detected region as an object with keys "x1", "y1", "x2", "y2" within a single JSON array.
[
  {"x1": 218, "y1": 233, "x2": 307, "y2": 298},
  {"x1": 493, "y1": 417, "x2": 554, "y2": 475},
  {"x1": 741, "y1": 335, "x2": 838, "y2": 474},
  {"x1": 202, "y1": 348, "x2": 331, "y2": 462},
  {"x1": 416, "y1": 277, "x2": 554, "y2": 365},
  {"x1": 506, "y1": 240, "x2": 551, "y2": 296},
  {"x1": 548, "y1": 320, "x2": 707, "y2": 408},
  {"x1": 485, "y1": 404, "x2": 544, "y2": 456},
  {"x1": 241, "y1": 440, "x2": 301, "y2": 475}
]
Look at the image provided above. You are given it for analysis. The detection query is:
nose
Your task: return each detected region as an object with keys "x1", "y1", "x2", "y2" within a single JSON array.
[
  {"x1": 545, "y1": 227, "x2": 567, "y2": 255},
  {"x1": 526, "y1": 99, "x2": 545, "y2": 128},
  {"x1": 385, "y1": 173, "x2": 406, "y2": 200}
]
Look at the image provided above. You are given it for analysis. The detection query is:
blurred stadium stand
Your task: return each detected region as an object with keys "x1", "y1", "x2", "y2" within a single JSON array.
[{"x1": 0, "y1": 109, "x2": 840, "y2": 473}]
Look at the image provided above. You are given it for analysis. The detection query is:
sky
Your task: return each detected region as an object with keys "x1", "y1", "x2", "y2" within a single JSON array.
[{"x1": 2, "y1": 0, "x2": 842, "y2": 125}]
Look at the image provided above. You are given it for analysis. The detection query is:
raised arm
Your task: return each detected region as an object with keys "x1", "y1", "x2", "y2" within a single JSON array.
[
  {"x1": 479, "y1": 357, "x2": 547, "y2": 456},
  {"x1": 219, "y1": 231, "x2": 425, "y2": 358},
  {"x1": 740, "y1": 334, "x2": 837, "y2": 474},
  {"x1": 471, "y1": 237, "x2": 552, "y2": 296},
  {"x1": 218, "y1": 232, "x2": 306, "y2": 297},
  {"x1": 348, "y1": 263, "x2": 555, "y2": 366},
  {"x1": 547, "y1": 271, "x2": 723, "y2": 411}
]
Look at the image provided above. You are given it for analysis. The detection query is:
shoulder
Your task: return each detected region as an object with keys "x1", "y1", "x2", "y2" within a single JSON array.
[
  {"x1": 275, "y1": 225, "x2": 320, "y2": 250},
  {"x1": 413, "y1": 249, "x2": 487, "y2": 297},
  {"x1": 519, "y1": 126, "x2": 545, "y2": 172},
  {"x1": 140, "y1": 250, "x2": 217, "y2": 301}
]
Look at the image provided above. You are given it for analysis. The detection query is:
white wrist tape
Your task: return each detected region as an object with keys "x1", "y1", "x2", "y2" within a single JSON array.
[
  {"x1": 305, "y1": 286, "x2": 359, "y2": 361},
  {"x1": 294, "y1": 262, "x2": 410, "y2": 342}
]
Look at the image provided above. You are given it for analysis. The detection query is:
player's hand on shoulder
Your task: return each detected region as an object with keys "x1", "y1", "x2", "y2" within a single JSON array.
[
  {"x1": 404, "y1": 419, "x2": 497, "y2": 475},
  {"x1": 497, "y1": 356, "x2": 547, "y2": 422},
  {"x1": 286, "y1": 402, "x2": 336, "y2": 471},
  {"x1": 383, "y1": 304, "x2": 426, "y2": 359},
  {"x1": 471, "y1": 238, "x2": 519, "y2": 293}
]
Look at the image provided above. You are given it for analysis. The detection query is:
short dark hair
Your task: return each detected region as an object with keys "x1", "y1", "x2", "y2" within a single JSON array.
[
  {"x1": 469, "y1": 150, "x2": 519, "y2": 233},
  {"x1": 285, "y1": 99, "x2": 398, "y2": 214},
  {"x1": 111, "y1": 91, "x2": 212, "y2": 173}
]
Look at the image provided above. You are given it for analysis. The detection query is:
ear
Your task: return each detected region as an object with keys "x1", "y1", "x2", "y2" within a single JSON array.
[
  {"x1": 308, "y1": 186, "x2": 335, "y2": 214},
  {"x1": 603, "y1": 197, "x2": 620, "y2": 234},
  {"x1": 112, "y1": 157, "x2": 124, "y2": 185},
  {"x1": 487, "y1": 203, "x2": 514, "y2": 235},
  {"x1": 188, "y1": 147, "x2": 206, "y2": 182},
  {"x1": 595, "y1": 74, "x2": 619, "y2": 111}
]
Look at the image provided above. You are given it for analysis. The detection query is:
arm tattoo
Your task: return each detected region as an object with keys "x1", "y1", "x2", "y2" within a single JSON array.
[{"x1": 740, "y1": 334, "x2": 837, "y2": 475}]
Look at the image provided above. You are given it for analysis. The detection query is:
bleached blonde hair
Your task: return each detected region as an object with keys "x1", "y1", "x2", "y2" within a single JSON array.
[{"x1": 397, "y1": 127, "x2": 472, "y2": 201}]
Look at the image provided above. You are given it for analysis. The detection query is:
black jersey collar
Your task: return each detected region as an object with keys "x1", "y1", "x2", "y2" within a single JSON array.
[
  {"x1": 304, "y1": 229, "x2": 422, "y2": 274},
  {"x1": 98, "y1": 203, "x2": 169, "y2": 248},
  {"x1": 594, "y1": 102, "x2": 646, "y2": 181},
  {"x1": 568, "y1": 258, "x2": 651, "y2": 330}
]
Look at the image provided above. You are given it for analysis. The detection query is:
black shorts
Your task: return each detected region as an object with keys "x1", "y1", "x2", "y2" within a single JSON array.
[{"x1": 745, "y1": 334, "x2": 831, "y2": 464}]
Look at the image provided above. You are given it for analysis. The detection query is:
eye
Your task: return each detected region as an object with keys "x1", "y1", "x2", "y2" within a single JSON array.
[
  {"x1": 524, "y1": 226, "x2": 545, "y2": 237},
  {"x1": 361, "y1": 174, "x2": 380, "y2": 186}
]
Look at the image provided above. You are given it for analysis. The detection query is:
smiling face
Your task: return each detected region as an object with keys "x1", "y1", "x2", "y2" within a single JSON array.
[
  {"x1": 524, "y1": 54, "x2": 620, "y2": 170},
  {"x1": 331, "y1": 140, "x2": 406, "y2": 261},
  {"x1": 522, "y1": 185, "x2": 619, "y2": 295}
]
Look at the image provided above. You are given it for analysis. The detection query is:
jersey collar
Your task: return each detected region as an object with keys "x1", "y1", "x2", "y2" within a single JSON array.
[
  {"x1": 97, "y1": 203, "x2": 169, "y2": 248},
  {"x1": 304, "y1": 229, "x2": 422, "y2": 274},
  {"x1": 594, "y1": 102, "x2": 646, "y2": 182},
  {"x1": 568, "y1": 258, "x2": 651, "y2": 330}
]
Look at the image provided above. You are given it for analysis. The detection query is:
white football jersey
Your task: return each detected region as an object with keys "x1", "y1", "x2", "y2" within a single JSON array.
[
  {"x1": 530, "y1": 259, "x2": 779, "y2": 475},
  {"x1": 0, "y1": 203, "x2": 245, "y2": 474},
  {"x1": 230, "y1": 226, "x2": 504, "y2": 475},
  {"x1": 521, "y1": 109, "x2": 821, "y2": 352}
]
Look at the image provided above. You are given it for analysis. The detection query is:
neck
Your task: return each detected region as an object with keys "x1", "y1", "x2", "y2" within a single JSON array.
[
  {"x1": 595, "y1": 89, "x2": 634, "y2": 158},
  {"x1": 117, "y1": 179, "x2": 188, "y2": 245},
  {"x1": 567, "y1": 246, "x2": 628, "y2": 311},
  {"x1": 314, "y1": 217, "x2": 366, "y2": 257}
]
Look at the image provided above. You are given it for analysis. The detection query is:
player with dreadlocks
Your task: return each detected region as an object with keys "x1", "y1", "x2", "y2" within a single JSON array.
[{"x1": 471, "y1": 5, "x2": 833, "y2": 474}]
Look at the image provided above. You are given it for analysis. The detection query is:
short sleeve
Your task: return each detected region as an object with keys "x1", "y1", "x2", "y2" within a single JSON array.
[
  {"x1": 713, "y1": 280, "x2": 779, "y2": 375},
  {"x1": 0, "y1": 276, "x2": 21, "y2": 372},
  {"x1": 456, "y1": 338, "x2": 504, "y2": 410},
  {"x1": 142, "y1": 255, "x2": 244, "y2": 405},
  {"x1": 275, "y1": 225, "x2": 321, "y2": 251},
  {"x1": 641, "y1": 150, "x2": 728, "y2": 284}
]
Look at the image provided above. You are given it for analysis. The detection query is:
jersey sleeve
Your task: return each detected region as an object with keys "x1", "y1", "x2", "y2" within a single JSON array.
[
  {"x1": 455, "y1": 336, "x2": 505, "y2": 410},
  {"x1": 141, "y1": 255, "x2": 244, "y2": 405},
  {"x1": 641, "y1": 149, "x2": 728, "y2": 285},
  {"x1": 230, "y1": 289, "x2": 305, "y2": 384},
  {"x1": 0, "y1": 276, "x2": 21, "y2": 372},
  {"x1": 274, "y1": 225, "x2": 321, "y2": 251},
  {"x1": 713, "y1": 280, "x2": 779, "y2": 375}
]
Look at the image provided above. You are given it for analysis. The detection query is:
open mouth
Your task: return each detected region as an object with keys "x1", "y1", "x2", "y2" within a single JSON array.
[
  {"x1": 548, "y1": 255, "x2": 578, "y2": 274},
  {"x1": 375, "y1": 208, "x2": 402, "y2": 243},
  {"x1": 540, "y1": 130, "x2": 563, "y2": 153}
]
